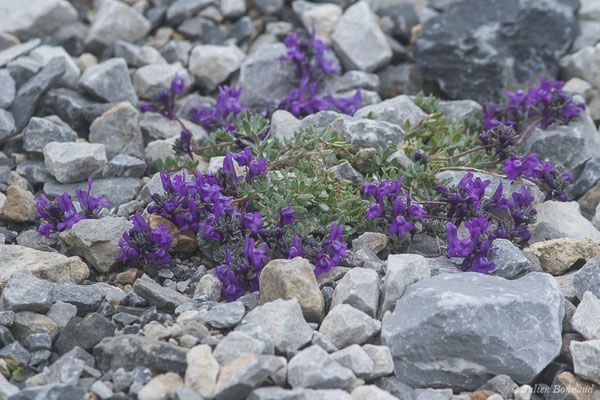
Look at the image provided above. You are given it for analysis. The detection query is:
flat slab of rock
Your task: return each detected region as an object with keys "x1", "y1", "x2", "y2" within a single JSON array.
[
  {"x1": 43, "y1": 142, "x2": 107, "y2": 184},
  {"x1": 381, "y1": 272, "x2": 564, "y2": 391},
  {"x1": 0, "y1": 244, "x2": 89, "y2": 284}
]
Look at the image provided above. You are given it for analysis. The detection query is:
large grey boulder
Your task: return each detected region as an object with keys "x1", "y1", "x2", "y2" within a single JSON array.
[
  {"x1": 413, "y1": 0, "x2": 578, "y2": 104},
  {"x1": 381, "y1": 272, "x2": 564, "y2": 391},
  {"x1": 331, "y1": 2, "x2": 391, "y2": 72},
  {"x1": 379, "y1": 254, "x2": 430, "y2": 317}
]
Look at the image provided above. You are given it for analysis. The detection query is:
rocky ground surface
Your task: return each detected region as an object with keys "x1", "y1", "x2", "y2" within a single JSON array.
[{"x1": 2, "y1": 0, "x2": 600, "y2": 399}]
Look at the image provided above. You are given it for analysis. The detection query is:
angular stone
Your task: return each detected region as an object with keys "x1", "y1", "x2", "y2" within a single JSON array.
[
  {"x1": 22, "y1": 117, "x2": 77, "y2": 153},
  {"x1": 213, "y1": 331, "x2": 271, "y2": 365},
  {"x1": 10, "y1": 384, "x2": 87, "y2": 399},
  {"x1": 331, "y1": 344, "x2": 374, "y2": 380},
  {"x1": 381, "y1": 272, "x2": 564, "y2": 391},
  {"x1": 59, "y1": 217, "x2": 132, "y2": 273},
  {"x1": 0, "y1": 244, "x2": 89, "y2": 284},
  {"x1": 235, "y1": 323, "x2": 275, "y2": 354},
  {"x1": 43, "y1": 177, "x2": 141, "y2": 207},
  {"x1": 0, "y1": 185, "x2": 37, "y2": 222},
  {"x1": 570, "y1": 340, "x2": 600, "y2": 385},
  {"x1": 0, "y1": 0, "x2": 78, "y2": 41},
  {"x1": 0, "y1": 109, "x2": 16, "y2": 143},
  {"x1": 270, "y1": 110, "x2": 301, "y2": 141},
  {"x1": 184, "y1": 344, "x2": 219, "y2": 398},
  {"x1": 79, "y1": 58, "x2": 138, "y2": 104},
  {"x1": 43, "y1": 142, "x2": 107, "y2": 184},
  {"x1": 54, "y1": 313, "x2": 115, "y2": 355},
  {"x1": 0, "y1": 69, "x2": 15, "y2": 109},
  {"x1": 238, "y1": 43, "x2": 297, "y2": 107},
  {"x1": 247, "y1": 387, "x2": 353, "y2": 400},
  {"x1": 574, "y1": 257, "x2": 600, "y2": 301},
  {"x1": 355, "y1": 94, "x2": 426, "y2": 126},
  {"x1": 195, "y1": 274, "x2": 223, "y2": 301},
  {"x1": 10, "y1": 57, "x2": 66, "y2": 131},
  {"x1": 140, "y1": 113, "x2": 208, "y2": 142},
  {"x1": 11, "y1": 311, "x2": 59, "y2": 342},
  {"x1": 89, "y1": 102, "x2": 144, "y2": 160},
  {"x1": 352, "y1": 232, "x2": 388, "y2": 255},
  {"x1": 138, "y1": 372, "x2": 183, "y2": 400},
  {"x1": 572, "y1": 292, "x2": 600, "y2": 340},
  {"x1": 29, "y1": 45, "x2": 80, "y2": 88},
  {"x1": 533, "y1": 201, "x2": 600, "y2": 241},
  {"x1": 85, "y1": 0, "x2": 151, "y2": 53},
  {"x1": 38, "y1": 87, "x2": 99, "y2": 136},
  {"x1": 380, "y1": 254, "x2": 430, "y2": 317},
  {"x1": 51, "y1": 282, "x2": 105, "y2": 315},
  {"x1": 526, "y1": 238, "x2": 600, "y2": 276},
  {"x1": 213, "y1": 354, "x2": 285, "y2": 400},
  {"x1": 331, "y1": 268, "x2": 379, "y2": 317},
  {"x1": 288, "y1": 345, "x2": 355, "y2": 389},
  {"x1": 166, "y1": 0, "x2": 216, "y2": 25},
  {"x1": 189, "y1": 45, "x2": 245, "y2": 91},
  {"x1": 413, "y1": 0, "x2": 577, "y2": 104},
  {"x1": 1, "y1": 269, "x2": 54, "y2": 313},
  {"x1": 331, "y1": 2, "x2": 391, "y2": 72},
  {"x1": 488, "y1": 239, "x2": 536, "y2": 279},
  {"x1": 133, "y1": 276, "x2": 190, "y2": 312},
  {"x1": 94, "y1": 334, "x2": 188, "y2": 375},
  {"x1": 242, "y1": 298, "x2": 313, "y2": 356},
  {"x1": 47, "y1": 301, "x2": 77, "y2": 329},
  {"x1": 114, "y1": 41, "x2": 167, "y2": 68},
  {"x1": 259, "y1": 258, "x2": 324, "y2": 323},
  {"x1": 319, "y1": 304, "x2": 381, "y2": 349},
  {"x1": 362, "y1": 345, "x2": 394, "y2": 381},
  {"x1": 352, "y1": 385, "x2": 399, "y2": 400},
  {"x1": 108, "y1": 154, "x2": 146, "y2": 178},
  {"x1": 133, "y1": 62, "x2": 193, "y2": 100},
  {"x1": 203, "y1": 301, "x2": 245, "y2": 329}
]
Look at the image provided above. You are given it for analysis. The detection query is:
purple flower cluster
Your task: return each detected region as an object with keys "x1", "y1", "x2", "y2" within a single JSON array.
[
  {"x1": 435, "y1": 172, "x2": 490, "y2": 226},
  {"x1": 140, "y1": 75, "x2": 186, "y2": 120},
  {"x1": 191, "y1": 86, "x2": 247, "y2": 133},
  {"x1": 362, "y1": 177, "x2": 427, "y2": 237},
  {"x1": 502, "y1": 153, "x2": 573, "y2": 201},
  {"x1": 35, "y1": 179, "x2": 110, "y2": 237},
  {"x1": 216, "y1": 236, "x2": 269, "y2": 301},
  {"x1": 489, "y1": 184, "x2": 537, "y2": 244},
  {"x1": 477, "y1": 124, "x2": 518, "y2": 160},
  {"x1": 483, "y1": 76, "x2": 585, "y2": 133},
  {"x1": 446, "y1": 215, "x2": 497, "y2": 274},
  {"x1": 279, "y1": 27, "x2": 362, "y2": 117},
  {"x1": 118, "y1": 212, "x2": 173, "y2": 266},
  {"x1": 288, "y1": 222, "x2": 349, "y2": 275}
]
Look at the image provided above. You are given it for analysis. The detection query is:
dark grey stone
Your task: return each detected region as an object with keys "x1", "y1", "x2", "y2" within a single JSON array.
[
  {"x1": 38, "y1": 88, "x2": 99, "y2": 136},
  {"x1": 6, "y1": 55, "x2": 40, "y2": 88},
  {"x1": 22, "y1": 117, "x2": 77, "y2": 153},
  {"x1": 166, "y1": 0, "x2": 215, "y2": 25},
  {"x1": 413, "y1": 0, "x2": 578, "y2": 104},
  {"x1": 203, "y1": 301, "x2": 245, "y2": 328},
  {"x1": 16, "y1": 161, "x2": 52, "y2": 187},
  {"x1": 178, "y1": 17, "x2": 225, "y2": 44},
  {"x1": 569, "y1": 156, "x2": 600, "y2": 199},
  {"x1": 374, "y1": 375, "x2": 416, "y2": 400},
  {"x1": 9, "y1": 57, "x2": 66, "y2": 131},
  {"x1": 0, "y1": 341, "x2": 30, "y2": 365},
  {"x1": 0, "y1": 69, "x2": 16, "y2": 108},
  {"x1": 51, "y1": 283, "x2": 106, "y2": 316},
  {"x1": 24, "y1": 333, "x2": 52, "y2": 352},
  {"x1": 0, "y1": 38, "x2": 41, "y2": 68},
  {"x1": 7, "y1": 384, "x2": 87, "y2": 400},
  {"x1": 213, "y1": 355, "x2": 286, "y2": 400},
  {"x1": 1, "y1": 269, "x2": 54, "y2": 313},
  {"x1": 231, "y1": 16, "x2": 255, "y2": 43},
  {"x1": 108, "y1": 154, "x2": 146, "y2": 178},
  {"x1": 287, "y1": 345, "x2": 355, "y2": 389},
  {"x1": 0, "y1": 109, "x2": 16, "y2": 143},
  {"x1": 381, "y1": 272, "x2": 564, "y2": 391},
  {"x1": 573, "y1": 256, "x2": 600, "y2": 301},
  {"x1": 78, "y1": 58, "x2": 138, "y2": 104},
  {"x1": 133, "y1": 277, "x2": 190, "y2": 312},
  {"x1": 488, "y1": 239, "x2": 539, "y2": 280},
  {"x1": 93, "y1": 334, "x2": 188, "y2": 375},
  {"x1": 54, "y1": 313, "x2": 115, "y2": 355}
]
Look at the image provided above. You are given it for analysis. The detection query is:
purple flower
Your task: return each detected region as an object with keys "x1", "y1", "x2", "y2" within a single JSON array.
[
  {"x1": 192, "y1": 86, "x2": 247, "y2": 132},
  {"x1": 289, "y1": 235, "x2": 305, "y2": 258},
  {"x1": 170, "y1": 75, "x2": 185, "y2": 95},
  {"x1": 139, "y1": 75, "x2": 185, "y2": 120},
  {"x1": 446, "y1": 222, "x2": 474, "y2": 258},
  {"x1": 76, "y1": 179, "x2": 110, "y2": 219},
  {"x1": 240, "y1": 206, "x2": 264, "y2": 234},
  {"x1": 502, "y1": 153, "x2": 539, "y2": 180},
  {"x1": 119, "y1": 212, "x2": 173, "y2": 266},
  {"x1": 279, "y1": 204, "x2": 296, "y2": 226}
]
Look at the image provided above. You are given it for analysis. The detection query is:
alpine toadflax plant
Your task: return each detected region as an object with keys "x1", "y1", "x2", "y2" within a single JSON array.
[{"x1": 118, "y1": 212, "x2": 174, "y2": 266}]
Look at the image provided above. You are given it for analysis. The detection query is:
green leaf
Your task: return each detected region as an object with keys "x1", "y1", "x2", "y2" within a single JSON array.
[{"x1": 12, "y1": 368, "x2": 25, "y2": 382}]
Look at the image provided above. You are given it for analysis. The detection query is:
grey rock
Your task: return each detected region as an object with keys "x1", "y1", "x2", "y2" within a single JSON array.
[
  {"x1": 10, "y1": 57, "x2": 66, "y2": 131},
  {"x1": 213, "y1": 354, "x2": 285, "y2": 400},
  {"x1": 247, "y1": 387, "x2": 352, "y2": 400},
  {"x1": 178, "y1": 16, "x2": 226, "y2": 44},
  {"x1": 354, "y1": 385, "x2": 401, "y2": 400},
  {"x1": 352, "y1": 232, "x2": 388, "y2": 255},
  {"x1": 251, "y1": 0, "x2": 284, "y2": 15},
  {"x1": 133, "y1": 62, "x2": 193, "y2": 100},
  {"x1": 571, "y1": 21, "x2": 600, "y2": 52},
  {"x1": 521, "y1": 109, "x2": 600, "y2": 177},
  {"x1": 354, "y1": 94, "x2": 426, "y2": 126},
  {"x1": 51, "y1": 282, "x2": 105, "y2": 316},
  {"x1": 43, "y1": 142, "x2": 106, "y2": 183},
  {"x1": 331, "y1": 268, "x2": 380, "y2": 317},
  {"x1": 563, "y1": 299, "x2": 576, "y2": 334},
  {"x1": 24, "y1": 333, "x2": 51, "y2": 352},
  {"x1": 242, "y1": 298, "x2": 313, "y2": 356},
  {"x1": 22, "y1": 117, "x2": 77, "y2": 153},
  {"x1": 166, "y1": 0, "x2": 215, "y2": 25},
  {"x1": 380, "y1": 254, "x2": 430, "y2": 317},
  {"x1": 85, "y1": 0, "x2": 151, "y2": 53},
  {"x1": 533, "y1": 201, "x2": 600, "y2": 241},
  {"x1": 413, "y1": 0, "x2": 577, "y2": 104},
  {"x1": 572, "y1": 292, "x2": 600, "y2": 340},
  {"x1": 331, "y1": 2, "x2": 391, "y2": 72},
  {"x1": 108, "y1": 154, "x2": 146, "y2": 178},
  {"x1": 570, "y1": 339, "x2": 600, "y2": 385},
  {"x1": 362, "y1": 344, "x2": 394, "y2": 381},
  {"x1": 94, "y1": 334, "x2": 188, "y2": 375},
  {"x1": 0, "y1": 38, "x2": 40, "y2": 68},
  {"x1": 160, "y1": 40, "x2": 192, "y2": 65},
  {"x1": 0, "y1": 341, "x2": 29, "y2": 365},
  {"x1": 221, "y1": 0, "x2": 246, "y2": 18},
  {"x1": 325, "y1": 71, "x2": 380, "y2": 94},
  {"x1": 38, "y1": 88, "x2": 99, "y2": 136},
  {"x1": 189, "y1": 45, "x2": 245, "y2": 91},
  {"x1": 140, "y1": 113, "x2": 208, "y2": 142},
  {"x1": 231, "y1": 16, "x2": 255, "y2": 43},
  {"x1": 270, "y1": 110, "x2": 301, "y2": 141},
  {"x1": 0, "y1": 69, "x2": 15, "y2": 108},
  {"x1": 29, "y1": 45, "x2": 80, "y2": 88},
  {"x1": 288, "y1": 345, "x2": 355, "y2": 389},
  {"x1": 47, "y1": 301, "x2": 77, "y2": 329},
  {"x1": 381, "y1": 272, "x2": 564, "y2": 391},
  {"x1": 114, "y1": 41, "x2": 167, "y2": 68},
  {"x1": 8, "y1": 383, "x2": 87, "y2": 400},
  {"x1": 414, "y1": 389, "x2": 453, "y2": 400},
  {"x1": 26, "y1": 353, "x2": 85, "y2": 386},
  {"x1": 1, "y1": 269, "x2": 54, "y2": 313},
  {"x1": 89, "y1": 102, "x2": 144, "y2": 160},
  {"x1": 374, "y1": 376, "x2": 415, "y2": 400},
  {"x1": 43, "y1": 177, "x2": 141, "y2": 207},
  {"x1": 54, "y1": 313, "x2": 115, "y2": 355},
  {"x1": 426, "y1": 257, "x2": 461, "y2": 277},
  {"x1": 11, "y1": 311, "x2": 59, "y2": 342},
  {"x1": 235, "y1": 323, "x2": 276, "y2": 355},
  {"x1": 59, "y1": 217, "x2": 133, "y2": 273},
  {"x1": 0, "y1": 374, "x2": 18, "y2": 398},
  {"x1": 79, "y1": 58, "x2": 138, "y2": 104},
  {"x1": 0, "y1": 0, "x2": 78, "y2": 41},
  {"x1": 238, "y1": 43, "x2": 297, "y2": 107},
  {"x1": 438, "y1": 100, "x2": 483, "y2": 124},
  {"x1": 331, "y1": 344, "x2": 374, "y2": 380},
  {"x1": 574, "y1": 257, "x2": 600, "y2": 301},
  {"x1": 133, "y1": 277, "x2": 190, "y2": 312},
  {"x1": 319, "y1": 304, "x2": 381, "y2": 349},
  {"x1": 194, "y1": 274, "x2": 222, "y2": 301},
  {"x1": 312, "y1": 331, "x2": 339, "y2": 353},
  {"x1": 477, "y1": 375, "x2": 518, "y2": 399},
  {"x1": 213, "y1": 331, "x2": 272, "y2": 365},
  {"x1": 91, "y1": 380, "x2": 113, "y2": 399},
  {"x1": 203, "y1": 301, "x2": 245, "y2": 328},
  {"x1": 328, "y1": 161, "x2": 364, "y2": 184},
  {"x1": 487, "y1": 239, "x2": 536, "y2": 279},
  {"x1": 569, "y1": 156, "x2": 600, "y2": 199},
  {"x1": 0, "y1": 109, "x2": 16, "y2": 143}
]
